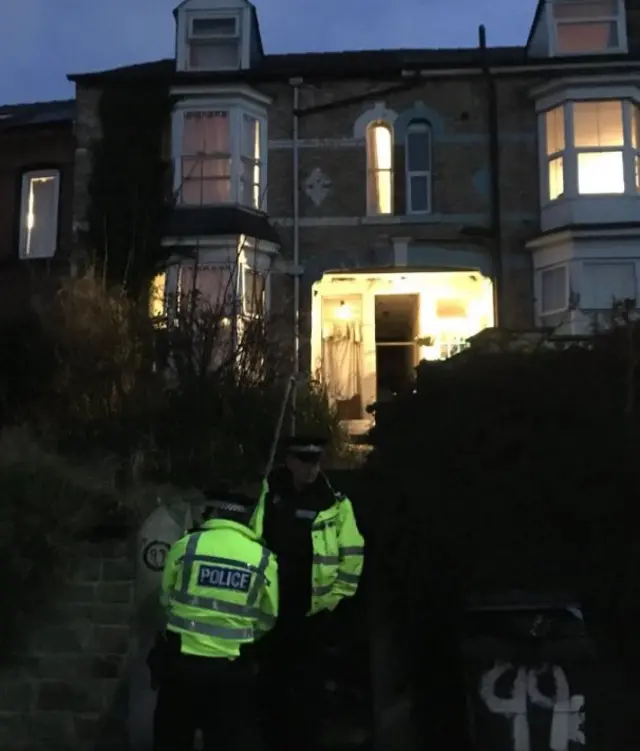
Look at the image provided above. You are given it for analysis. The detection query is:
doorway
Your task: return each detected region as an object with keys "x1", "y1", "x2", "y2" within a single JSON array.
[{"x1": 375, "y1": 294, "x2": 419, "y2": 401}]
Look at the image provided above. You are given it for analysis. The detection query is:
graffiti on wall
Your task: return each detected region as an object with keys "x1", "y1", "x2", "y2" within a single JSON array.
[{"x1": 479, "y1": 662, "x2": 585, "y2": 751}]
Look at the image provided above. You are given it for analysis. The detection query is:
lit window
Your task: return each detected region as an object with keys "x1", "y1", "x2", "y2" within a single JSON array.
[
  {"x1": 545, "y1": 106, "x2": 565, "y2": 200},
  {"x1": 149, "y1": 272, "x2": 167, "y2": 320},
  {"x1": 540, "y1": 265, "x2": 568, "y2": 314},
  {"x1": 405, "y1": 120, "x2": 432, "y2": 214},
  {"x1": 631, "y1": 104, "x2": 640, "y2": 191},
  {"x1": 573, "y1": 101, "x2": 624, "y2": 194},
  {"x1": 175, "y1": 108, "x2": 266, "y2": 209},
  {"x1": 178, "y1": 262, "x2": 236, "y2": 315},
  {"x1": 180, "y1": 111, "x2": 231, "y2": 205},
  {"x1": 188, "y1": 16, "x2": 240, "y2": 70},
  {"x1": 541, "y1": 99, "x2": 640, "y2": 201},
  {"x1": 552, "y1": 0, "x2": 625, "y2": 55},
  {"x1": 366, "y1": 122, "x2": 393, "y2": 215},
  {"x1": 240, "y1": 115, "x2": 262, "y2": 210},
  {"x1": 19, "y1": 169, "x2": 60, "y2": 259},
  {"x1": 243, "y1": 267, "x2": 266, "y2": 316}
]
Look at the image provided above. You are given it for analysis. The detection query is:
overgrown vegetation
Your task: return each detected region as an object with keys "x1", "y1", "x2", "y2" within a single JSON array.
[
  {"x1": 360, "y1": 315, "x2": 640, "y2": 747},
  {"x1": 0, "y1": 84, "x2": 344, "y2": 656},
  {"x1": 85, "y1": 83, "x2": 173, "y2": 294}
]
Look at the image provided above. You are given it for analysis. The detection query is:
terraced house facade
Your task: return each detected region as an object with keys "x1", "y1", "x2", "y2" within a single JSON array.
[{"x1": 69, "y1": 0, "x2": 640, "y2": 428}]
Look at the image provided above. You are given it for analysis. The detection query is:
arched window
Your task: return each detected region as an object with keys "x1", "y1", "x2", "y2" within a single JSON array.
[
  {"x1": 366, "y1": 121, "x2": 393, "y2": 215},
  {"x1": 405, "y1": 120, "x2": 432, "y2": 214}
]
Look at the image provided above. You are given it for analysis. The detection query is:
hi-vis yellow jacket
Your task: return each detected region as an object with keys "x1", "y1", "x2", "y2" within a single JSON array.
[
  {"x1": 161, "y1": 518, "x2": 278, "y2": 658},
  {"x1": 250, "y1": 479, "x2": 364, "y2": 615}
]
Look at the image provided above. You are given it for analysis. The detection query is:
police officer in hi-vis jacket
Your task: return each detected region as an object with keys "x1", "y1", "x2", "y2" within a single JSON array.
[
  {"x1": 150, "y1": 489, "x2": 278, "y2": 751},
  {"x1": 250, "y1": 436, "x2": 365, "y2": 751}
]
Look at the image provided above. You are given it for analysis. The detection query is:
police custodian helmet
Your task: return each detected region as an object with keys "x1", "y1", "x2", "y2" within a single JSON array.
[
  {"x1": 281, "y1": 435, "x2": 328, "y2": 462},
  {"x1": 201, "y1": 486, "x2": 257, "y2": 523}
]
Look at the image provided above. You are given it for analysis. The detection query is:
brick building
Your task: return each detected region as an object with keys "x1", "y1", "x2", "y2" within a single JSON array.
[
  {"x1": 68, "y1": 0, "x2": 640, "y2": 427},
  {"x1": 0, "y1": 100, "x2": 75, "y2": 316}
]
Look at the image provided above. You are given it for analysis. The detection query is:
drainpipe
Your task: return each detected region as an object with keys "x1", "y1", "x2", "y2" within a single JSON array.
[
  {"x1": 479, "y1": 25, "x2": 503, "y2": 327},
  {"x1": 290, "y1": 77, "x2": 302, "y2": 434}
]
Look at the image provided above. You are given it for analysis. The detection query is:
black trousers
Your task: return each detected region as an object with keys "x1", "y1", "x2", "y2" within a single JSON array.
[
  {"x1": 152, "y1": 644, "x2": 261, "y2": 751},
  {"x1": 258, "y1": 612, "x2": 330, "y2": 751}
]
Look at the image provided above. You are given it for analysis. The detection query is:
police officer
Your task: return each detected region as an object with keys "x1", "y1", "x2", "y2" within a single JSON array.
[
  {"x1": 251, "y1": 436, "x2": 365, "y2": 751},
  {"x1": 150, "y1": 489, "x2": 278, "y2": 751}
]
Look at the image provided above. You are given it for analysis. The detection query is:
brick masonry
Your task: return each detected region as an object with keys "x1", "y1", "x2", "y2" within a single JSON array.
[
  {"x1": 0, "y1": 538, "x2": 135, "y2": 751},
  {"x1": 73, "y1": 67, "x2": 550, "y2": 332}
]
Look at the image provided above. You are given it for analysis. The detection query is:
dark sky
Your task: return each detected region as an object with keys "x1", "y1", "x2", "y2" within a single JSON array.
[{"x1": 0, "y1": 0, "x2": 537, "y2": 105}]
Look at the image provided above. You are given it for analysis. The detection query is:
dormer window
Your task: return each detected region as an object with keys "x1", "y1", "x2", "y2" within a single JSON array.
[
  {"x1": 551, "y1": 0, "x2": 626, "y2": 55},
  {"x1": 187, "y1": 14, "x2": 241, "y2": 70}
]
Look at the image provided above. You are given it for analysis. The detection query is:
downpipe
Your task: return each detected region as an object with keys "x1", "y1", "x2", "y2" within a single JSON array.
[
  {"x1": 290, "y1": 78, "x2": 302, "y2": 433},
  {"x1": 479, "y1": 24, "x2": 503, "y2": 326}
]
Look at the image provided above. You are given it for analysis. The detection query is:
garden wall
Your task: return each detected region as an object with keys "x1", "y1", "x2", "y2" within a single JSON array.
[{"x1": 0, "y1": 537, "x2": 135, "y2": 751}]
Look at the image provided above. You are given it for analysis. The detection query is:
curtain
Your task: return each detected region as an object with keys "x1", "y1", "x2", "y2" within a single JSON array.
[
  {"x1": 322, "y1": 320, "x2": 362, "y2": 401},
  {"x1": 181, "y1": 112, "x2": 231, "y2": 204},
  {"x1": 179, "y1": 264, "x2": 234, "y2": 314},
  {"x1": 240, "y1": 114, "x2": 261, "y2": 208}
]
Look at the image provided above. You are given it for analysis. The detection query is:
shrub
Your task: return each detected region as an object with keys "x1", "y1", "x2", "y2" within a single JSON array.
[
  {"x1": 363, "y1": 324, "x2": 640, "y2": 656},
  {"x1": 24, "y1": 273, "x2": 345, "y2": 487}
]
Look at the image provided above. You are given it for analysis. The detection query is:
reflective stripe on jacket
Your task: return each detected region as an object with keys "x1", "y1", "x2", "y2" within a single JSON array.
[
  {"x1": 160, "y1": 518, "x2": 278, "y2": 658},
  {"x1": 251, "y1": 479, "x2": 364, "y2": 615}
]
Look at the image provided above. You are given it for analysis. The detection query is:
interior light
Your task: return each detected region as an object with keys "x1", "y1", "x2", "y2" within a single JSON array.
[
  {"x1": 577, "y1": 151, "x2": 625, "y2": 194},
  {"x1": 335, "y1": 301, "x2": 352, "y2": 320},
  {"x1": 371, "y1": 124, "x2": 392, "y2": 214}
]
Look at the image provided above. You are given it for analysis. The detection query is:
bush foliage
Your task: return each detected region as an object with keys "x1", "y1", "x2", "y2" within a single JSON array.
[
  {"x1": 363, "y1": 323, "x2": 640, "y2": 658},
  {"x1": 0, "y1": 268, "x2": 342, "y2": 656}
]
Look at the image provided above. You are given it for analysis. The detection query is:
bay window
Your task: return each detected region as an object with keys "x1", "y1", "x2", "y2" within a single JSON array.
[
  {"x1": 242, "y1": 267, "x2": 266, "y2": 316},
  {"x1": 174, "y1": 105, "x2": 267, "y2": 210},
  {"x1": 542, "y1": 99, "x2": 640, "y2": 201},
  {"x1": 151, "y1": 252, "x2": 270, "y2": 323},
  {"x1": 181, "y1": 111, "x2": 232, "y2": 204},
  {"x1": 178, "y1": 262, "x2": 236, "y2": 315}
]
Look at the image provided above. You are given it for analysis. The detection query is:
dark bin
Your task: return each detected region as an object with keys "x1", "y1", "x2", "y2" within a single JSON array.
[{"x1": 459, "y1": 591, "x2": 594, "y2": 751}]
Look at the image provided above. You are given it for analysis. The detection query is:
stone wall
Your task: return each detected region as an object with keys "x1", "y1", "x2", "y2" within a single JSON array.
[{"x1": 0, "y1": 536, "x2": 135, "y2": 751}]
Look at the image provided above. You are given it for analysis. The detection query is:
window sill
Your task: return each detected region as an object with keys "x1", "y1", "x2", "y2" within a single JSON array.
[
  {"x1": 173, "y1": 202, "x2": 267, "y2": 215},
  {"x1": 543, "y1": 193, "x2": 640, "y2": 207},
  {"x1": 361, "y1": 213, "x2": 435, "y2": 225}
]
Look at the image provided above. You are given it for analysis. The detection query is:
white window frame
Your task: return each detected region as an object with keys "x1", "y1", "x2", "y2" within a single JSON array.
[
  {"x1": 172, "y1": 101, "x2": 268, "y2": 211},
  {"x1": 366, "y1": 120, "x2": 394, "y2": 216},
  {"x1": 186, "y1": 12, "x2": 241, "y2": 71},
  {"x1": 549, "y1": 0, "x2": 627, "y2": 56},
  {"x1": 538, "y1": 263, "x2": 570, "y2": 317},
  {"x1": 242, "y1": 265, "x2": 270, "y2": 317},
  {"x1": 404, "y1": 120, "x2": 432, "y2": 215},
  {"x1": 540, "y1": 98, "x2": 640, "y2": 204},
  {"x1": 19, "y1": 169, "x2": 60, "y2": 260}
]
